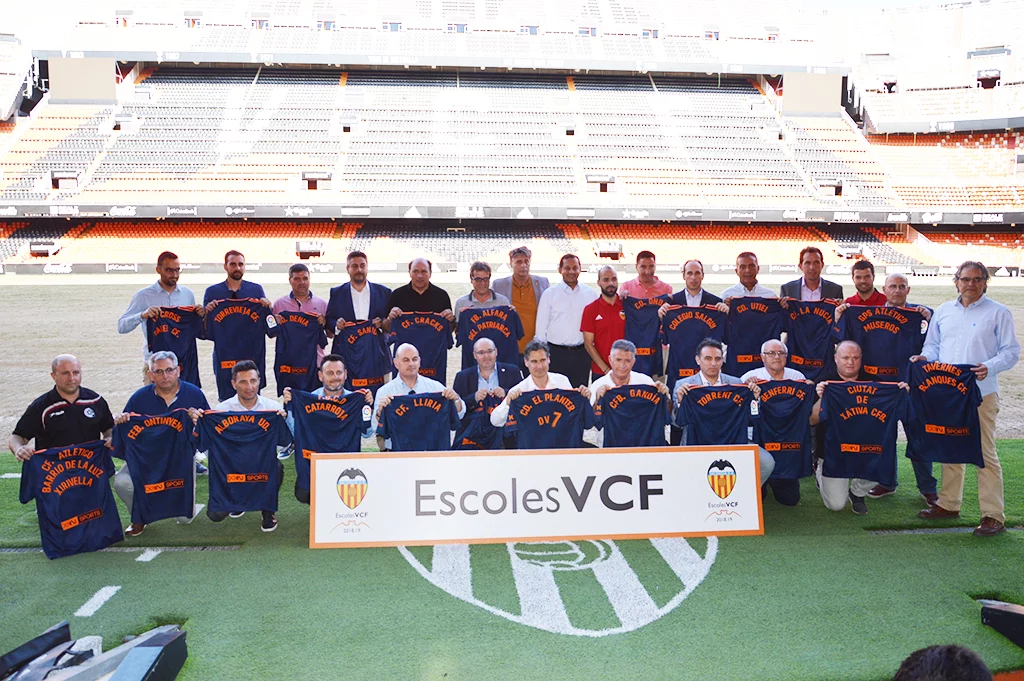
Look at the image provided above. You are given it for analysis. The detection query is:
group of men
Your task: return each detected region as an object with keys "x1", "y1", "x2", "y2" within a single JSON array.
[{"x1": 8, "y1": 244, "x2": 1019, "y2": 550}]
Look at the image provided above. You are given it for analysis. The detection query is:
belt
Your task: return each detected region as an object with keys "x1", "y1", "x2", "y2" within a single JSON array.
[{"x1": 549, "y1": 343, "x2": 585, "y2": 350}]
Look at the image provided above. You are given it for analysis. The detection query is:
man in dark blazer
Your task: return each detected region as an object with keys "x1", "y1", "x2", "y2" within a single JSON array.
[
  {"x1": 326, "y1": 251, "x2": 393, "y2": 355},
  {"x1": 453, "y1": 338, "x2": 523, "y2": 449},
  {"x1": 659, "y1": 259, "x2": 724, "y2": 317},
  {"x1": 780, "y1": 247, "x2": 844, "y2": 301}
]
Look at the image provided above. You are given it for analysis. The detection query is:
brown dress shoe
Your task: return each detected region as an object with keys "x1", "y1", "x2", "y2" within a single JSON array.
[
  {"x1": 917, "y1": 506, "x2": 959, "y2": 520},
  {"x1": 124, "y1": 522, "x2": 146, "y2": 537},
  {"x1": 973, "y1": 517, "x2": 1006, "y2": 537},
  {"x1": 919, "y1": 492, "x2": 939, "y2": 507}
]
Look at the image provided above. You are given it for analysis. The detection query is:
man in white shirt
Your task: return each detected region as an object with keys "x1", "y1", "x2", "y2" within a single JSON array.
[
  {"x1": 193, "y1": 360, "x2": 286, "y2": 532},
  {"x1": 535, "y1": 254, "x2": 599, "y2": 388},
  {"x1": 913, "y1": 261, "x2": 1020, "y2": 536},
  {"x1": 673, "y1": 339, "x2": 773, "y2": 484},
  {"x1": 590, "y1": 340, "x2": 670, "y2": 447},
  {"x1": 720, "y1": 252, "x2": 778, "y2": 302},
  {"x1": 740, "y1": 340, "x2": 809, "y2": 383},
  {"x1": 372, "y1": 343, "x2": 465, "y2": 451},
  {"x1": 491, "y1": 340, "x2": 591, "y2": 427}
]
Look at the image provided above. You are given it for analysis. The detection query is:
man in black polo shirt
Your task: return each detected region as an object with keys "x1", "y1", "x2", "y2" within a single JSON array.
[
  {"x1": 386, "y1": 258, "x2": 454, "y2": 321},
  {"x1": 9, "y1": 355, "x2": 115, "y2": 460}
]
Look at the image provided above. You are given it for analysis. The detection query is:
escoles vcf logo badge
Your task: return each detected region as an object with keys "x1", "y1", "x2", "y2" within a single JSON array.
[
  {"x1": 337, "y1": 468, "x2": 368, "y2": 509},
  {"x1": 707, "y1": 460, "x2": 737, "y2": 499}
]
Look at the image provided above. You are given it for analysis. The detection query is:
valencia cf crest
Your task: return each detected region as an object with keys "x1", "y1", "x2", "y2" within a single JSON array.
[
  {"x1": 337, "y1": 468, "x2": 368, "y2": 509},
  {"x1": 707, "y1": 460, "x2": 737, "y2": 499}
]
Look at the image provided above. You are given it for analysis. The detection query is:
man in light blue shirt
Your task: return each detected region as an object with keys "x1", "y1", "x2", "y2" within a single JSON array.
[
  {"x1": 913, "y1": 261, "x2": 1020, "y2": 537},
  {"x1": 117, "y1": 251, "x2": 200, "y2": 385},
  {"x1": 283, "y1": 354, "x2": 373, "y2": 438},
  {"x1": 372, "y1": 343, "x2": 465, "y2": 451}
]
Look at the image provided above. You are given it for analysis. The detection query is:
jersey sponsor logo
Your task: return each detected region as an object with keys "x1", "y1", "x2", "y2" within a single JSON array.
[
  {"x1": 925, "y1": 424, "x2": 970, "y2": 436},
  {"x1": 144, "y1": 479, "x2": 185, "y2": 494},
  {"x1": 227, "y1": 473, "x2": 270, "y2": 483},
  {"x1": 764, "y1": 442, "x2": 801, "y2": 452},
  {"x1": 337, "y1": 468, "x2": 368, "y2": 509},
  {"x1": 279, "y1": 365, "x2": 309, "y2": 375},
  {"x1": 840, "y1": 443, "x2": 883, "y2": 454},
  {"x1": 677, "y1": 368, "x2": 697, "y2": 378},
  {"x1": 789, "y1": 355, "x2": 823, "y2": 368},
  {"x1": 735, "y1": 354, "x2": 755, "y2": 363},
  {"x1": 220, "y1": 360, "x2": 237, "y2": 370},
  {"x1": 351, "y1": 377, "x2": 385, "y2": 387},
  {"x1": 60, "y1": 507, "x2": 103, "y2": 531},
  {"x1": 707, "y1": 460, "x2": 736, "y2": 499},
  {"x1": 399, "y1": 537, "x2": 717, "y2": 637},
  {"x1": 864, "y1": 365, "x2": 898, "y2": 376},
  {"x1": 83, "y1": 408, "x2": 96, "y2": 418},
  {"x1": 635, "y1": 348, "x2": 655, "y2": 356}
]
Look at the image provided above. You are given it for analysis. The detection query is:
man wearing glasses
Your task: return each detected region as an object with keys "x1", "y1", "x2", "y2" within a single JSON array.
[
  {"x1": 113, "y1": 350, "x2": 212, "y2": 536},
  {"x1": 913, "y1": 261, "x2": 1019, "y2": 536},
  {"x1": 740, "y1": 339, "x2": 809, "y2": 383},
  {"x1": 118, "y1": 251, "x2": 204, "y2": 385},
  {"x1": 453, "y1": 261, "x2": 510, "y2": 323}
]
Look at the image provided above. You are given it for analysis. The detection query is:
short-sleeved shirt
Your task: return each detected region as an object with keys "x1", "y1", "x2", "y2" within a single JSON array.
[
  {"x1": 203, "y1": 279, "x2": 266, "y2": 306},
  {"x1": 510, "y1": 279, "x2": 538, "y2": 354},
  {"x1": 387, "y1": 283, "x2": 453, "y2": 314},
  {"x1": 580, "y1": 296, "x2": 625, "y2": 375},
  {"x1": 14, "y1": 387, "x2": 115, "y2": 451},
  {"x1": 845, "y1": 290, "x2": 888, "y2": 306},
  {"x1": 124, "y1": 380, "x2": 210, "y2": 415},
  {"x1": 453, "y1": 290, "x2": 512, "y2": 323},
  {"x1": 619, "y1": 277, "x2": 673, "y2": 299}
]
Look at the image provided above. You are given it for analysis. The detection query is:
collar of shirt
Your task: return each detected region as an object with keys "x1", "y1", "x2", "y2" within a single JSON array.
[
  {"x1": 699, "y1": 372, "x2": 724, "y2": 387},
  {"x1": 290, "y1": 290, "x2": 314, "y2": 304},
  {"x1": 477, "y1": 366, "x2": 500, "y2": 390},
  {"x1": 955, "y1": 293, "x2": 987, "y2": 309},
  {"x1": 685, "y1": 289, "x2": 703, "y2": 307},
  {"x1": 800, "y1": 278, "x2": 822, "y2": 301}
]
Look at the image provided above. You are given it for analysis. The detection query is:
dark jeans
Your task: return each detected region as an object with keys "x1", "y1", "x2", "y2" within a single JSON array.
[
  {"x1": 208, "y1": 461, "x2": 285, "y2": 521},
  {"x1": 549, "y1": 344, "x2": 590, "y2": 389},
  {"x1": 763, "y1": 478, "x2": 801, "y2": 506}
]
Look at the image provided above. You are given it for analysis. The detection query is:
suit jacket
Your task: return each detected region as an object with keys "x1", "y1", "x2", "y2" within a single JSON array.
[
  {"x1": 326, "y1": 281, "x2": 392, "y2": 330},
  {"x1": 492, "y1": 274, "x2": 550, "y2": 306},
  {"x1": 667, "y1": 288, "x2": 722, "y2": 307},
  {"x1": 780, "y1": 279, "x2": 844, "y2": 301},
  {"x1": 453, "y1": 362, "x2": 523, "y2": 414}
]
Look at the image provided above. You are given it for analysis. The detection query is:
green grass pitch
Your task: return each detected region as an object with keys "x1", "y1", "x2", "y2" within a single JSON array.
[{"x1": 1, "y1": 443, "x2": 1022, "y2": 680}]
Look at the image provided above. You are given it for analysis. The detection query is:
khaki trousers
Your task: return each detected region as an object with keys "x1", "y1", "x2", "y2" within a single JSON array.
[{"x1": 937, "y1": 393, "x2": 1003, "y2": 523}]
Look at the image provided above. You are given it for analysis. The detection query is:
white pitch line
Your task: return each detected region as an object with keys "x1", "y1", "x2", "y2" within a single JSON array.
[
  {"x1": 0, "y1": 473, "x2": 21, "y2": 479},
  {"x1": 135, "y1": 549, "x2": 163, "y2": 563},
  {"x1": 74, "y1": 586, "x2": 121, "y2": 617}
]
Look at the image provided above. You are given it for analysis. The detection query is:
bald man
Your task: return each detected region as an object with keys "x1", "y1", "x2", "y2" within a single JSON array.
[
  {"x1": 372, "y1": 343, "x2": 465, "y2": 451},
  {"x1": 10, "y1": 355, "x2": 115, "y2": 460},
  {"x1": 386, "y1": 257, "x2": 454, "y2": 321},
  {"x1": 581, "y1": 265, "x2": 626, "y2": 382}
]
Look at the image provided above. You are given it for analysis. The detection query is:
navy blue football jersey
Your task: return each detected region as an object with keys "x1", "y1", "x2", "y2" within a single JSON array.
[
  {"x1": 457, "y1": 306, "x2": 525, "y2": 370},
  {"x1": 623, "y1": 296, "x2": 670, "y2": 376},
  {"x1": 907, "y1": 362, "x2": 984, "y2": 466},
  {"x1": 836, "y1": 306, "x2": 925, "y2": 382},
  {"x1": 783, "y1": 300, "x2": 839, "y2": 382},
  {"x1": 754, "y1": 380, "x2": 815, "y2": 479},
  {"x1": 662, "y1": 305, "x2": 727, "y2": 384},
  {"x1": 389, "y1": 312, "x2": 453, "y2": 384},
  {"x1": 196, "y1": 411, "x2": 292, "y2": 514},
  {"x1": 273, "y1": 311, "x2": 327, "y2": 395},
  {"x1": 289, "y1": 390, "x2": 369, "y2": 492},
  {"x1": 112, "y1": 410, "x2": 196, "y2": 525},
  {"x1": 336, "y1": 320, "x2": 391, "y2": 395},
  {"x1": 679, "y1": 384, "x2": 753, "y2": 445},
  {"x1": 146, "y1": 306, "x2": 205, "y2": 387},
  {"x1": 453, "y1": 394, "x2": 505, "y2": 450},
  {"x1": 378, "y1": 393, "x2": 459, "y2": 452},
  {"x1": 206, "y1": 299, "x2": 276, "y2": 401},
  {"x1": 819, "y1": 382, "x2": 908, "y2": 489},
  {"x1": 595, "y1": 385, "x2": 670, "y2": 447},
  {"x1": 19, "y1": 441, "x2": 123, "y2": 559},
  {"x1": 725, "y1": 297, "x2": 783, "y2": 377},
  {"x1": 511, "y1": 389, "x2": 596, "y2": 450}
]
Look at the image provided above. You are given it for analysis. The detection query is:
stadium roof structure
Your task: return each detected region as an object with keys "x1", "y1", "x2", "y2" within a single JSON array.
[{"x1": 24, "y1": 0, "x2": 848, "y2": 76}]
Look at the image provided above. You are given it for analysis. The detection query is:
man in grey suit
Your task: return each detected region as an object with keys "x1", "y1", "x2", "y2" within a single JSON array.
[
  {"x1": 492, "y1": 246, "x2": 551, "y2": 358},
  {"x1": 780, "y1": 247, "x2": 844, "y2": 301},
  {"x1": 672, "y1": 338, "x2": 775, "y2": 485}
]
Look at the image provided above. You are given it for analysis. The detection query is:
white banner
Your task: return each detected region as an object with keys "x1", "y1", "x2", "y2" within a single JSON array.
[{"x1": 310, "y1": 446, "x2": 763, "y2": 548}]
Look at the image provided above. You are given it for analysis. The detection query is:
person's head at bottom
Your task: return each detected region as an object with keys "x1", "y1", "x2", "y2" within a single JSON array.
[{"x1": 894, "y1": 645, "x2": 992, "y2": 681}]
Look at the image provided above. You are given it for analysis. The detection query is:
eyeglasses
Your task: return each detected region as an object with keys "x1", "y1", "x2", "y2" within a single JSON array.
[
  {"x1": 474, "y1": 348, "x2": 497, "y2": 355},
  {"x1": 161, "y1": 267, "x2": 181, "y2": 274},
  {"x1": 958, "y1": 276, "x2": 985, "y2": 284},
  {"x1": 762, "y1": 351, "x2": 787, "y2": 358},
  {"x1": 151, "y1": 368, "x2": 177, "y2": 376},
  {"x1": 470, "y1": 276, "x2": 491, "y2": 282}
]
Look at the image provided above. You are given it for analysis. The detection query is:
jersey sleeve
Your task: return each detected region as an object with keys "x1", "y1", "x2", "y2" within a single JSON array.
[
  {"x1": 264, "y1": 308, "x2": 280, "y2": 339},
  {"x1": 376, "y1": 402, "x2": 392, "y2": 438},
  {"x1": 12, "y1": 399, "x2": 44, "y2": 441},
  {"x1": 817, "y1": 389, "x2": 829, "y2": 424},
  {"x1": 447, "y1": 398, "x2": 460, "y2": 431},
  {"x1": 275, "y1": 415, "x2": 294, "y2": 448},
  {"x1": 110, "y1": 422, "x2": 127, "y2": 460},
  {"x1": 580, "y1": 395, "x2": 597, "y2": 430},
  {"x1": 18, "y1": 460, "x2": 35, "y2": 504}
]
